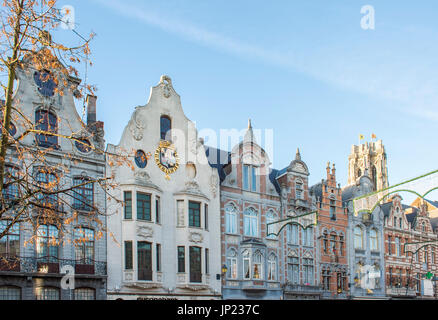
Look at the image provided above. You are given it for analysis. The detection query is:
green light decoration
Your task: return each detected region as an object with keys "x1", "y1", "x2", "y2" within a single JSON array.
[
  {"x1": 425, "y1": 272, "x2": 434, "y2": 280},
  {"x1": 266, "y1": 210, "x2": 318, "y2": 237},
  {"x1": 352, "y1": 168, "x2": 438, "y2": 216}
]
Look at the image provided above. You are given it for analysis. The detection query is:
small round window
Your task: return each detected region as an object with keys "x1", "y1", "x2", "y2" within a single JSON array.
[
  {"x1": 75, "y1": 139, "x2": 92, "y2": 153},
  {"x1": 135, "y1": 150, "x2": 147, "y2": 168}
]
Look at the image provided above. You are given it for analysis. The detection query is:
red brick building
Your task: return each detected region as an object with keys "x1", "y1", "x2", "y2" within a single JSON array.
[
  {"x1": 310, "y1": 162, "x2": 349, "y2": 299},
  {"x1": 382, "y1": 195, "x2": 416, "y2": 298}
]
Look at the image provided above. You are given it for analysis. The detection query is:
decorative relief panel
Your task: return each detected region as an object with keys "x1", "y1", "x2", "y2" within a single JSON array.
[
  {"x1": 137, "y1": 225, "x2": 154, "y2": 239},
  {"x1": 177, "y1": 200, "x2": 185, "y2": 227},
  {"x1": 189, "y1": 231, "x2": 204, "y2": 243}
]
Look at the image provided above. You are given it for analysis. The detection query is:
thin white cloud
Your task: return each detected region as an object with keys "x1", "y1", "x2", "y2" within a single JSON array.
[{"x1": 92, "y1": 0, "x2": 438, "y2": 123}]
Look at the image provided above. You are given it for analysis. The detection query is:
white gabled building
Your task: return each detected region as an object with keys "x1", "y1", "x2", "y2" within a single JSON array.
[{"x1": 106, "y1": 75, "x2": 221, "y2": 300}]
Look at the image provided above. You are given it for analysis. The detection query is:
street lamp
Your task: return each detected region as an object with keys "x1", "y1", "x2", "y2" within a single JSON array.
[{"x1": 221, "y1": 264, "x2": 228, "y2": 276}]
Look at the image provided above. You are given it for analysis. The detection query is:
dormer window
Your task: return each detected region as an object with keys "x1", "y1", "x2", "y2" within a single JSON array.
[
  {"x1": 243, "y1": 164, "x2": 257, "y2": 192},
  {"x1": 160, "y1": 115, "x2": 171, "y2": 141},
  {"x1": 295, "y1": 181, "x2": 303, "y2": 199}
]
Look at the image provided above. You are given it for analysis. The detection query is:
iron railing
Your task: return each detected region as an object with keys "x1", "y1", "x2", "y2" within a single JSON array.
[{"x1": 0, "y1": 255, "x2": 106, "y2": 276}]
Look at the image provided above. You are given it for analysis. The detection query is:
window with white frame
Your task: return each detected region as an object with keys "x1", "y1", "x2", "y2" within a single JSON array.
[
  {"x1": 243, "y1": 165, "x2": 257, "y2": 192},
  {"x1": 395, "y1": 237, "x2": 401, "y2": 256},
  {"x1": 243, "y1": 208, "x2": 258, "y2": 237},
  {"x1": 267, "y1": 253, "x2": 277, "y2": 281},
  {"x1": 287, "y1": 224, "x2": 299, "y2": 245},
  {"x1": 354, "y1": 226, "x2": 363, "y2": 249},
  {"x1": 227, "y1": 249, "x2": 237, "y2": 279},
  {"x1": 252, "y1": 251, "x2": 263, "y2": 280},
  {"x1": 266, "y1": 211, "x2": 277, "y2": 239},
  {"x1": 287, "y1": 256, "x2": 299, "y2": 284},
  {"x1": 295, "y1": 181, "x2": 303, "y2": 199},
  {"x1": 243, "y1": 250, "x2": 251, "y2": 279},
  {"x1": 303, "y1": 258, "x2": 314, "y2": 285},
  {"x1": 225, "y1": 205, "x2": 238, "y2": 234},
  {"x1": 303, "y1": 227, "x2": 313, "y2": 246},
  {"x1": 370, "y1": 229, "x2": 379, "y2": 251}
]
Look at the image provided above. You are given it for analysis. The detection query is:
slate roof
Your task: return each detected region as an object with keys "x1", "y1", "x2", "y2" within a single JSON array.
[
  {"x1": 203, "y1": 145, "x2": 230, "y2": 182},
  {"x1": 430, "y1": 217, "x2": 438, "y2": 230},
  {"x1": 309, "y1": 183, "x2": 323, "y2": 202},
  {"x1": 203, "y1": 144, "x2": 284, "y2": 194},
  {"x1": 380, "y1": 202, "x2": 393, "y2": 218},
  {"x1": 425, "y1": 199, "x2": 438, "y2": 208},
  {"x1": 341, "y1": 185, "x2": 356, "y2": 206}
]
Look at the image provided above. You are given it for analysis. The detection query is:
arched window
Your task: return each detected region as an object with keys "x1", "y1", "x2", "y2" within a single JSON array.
[
  {"x1": 225, "y1": 205, "x2": 237, "y2": 234},
  {"x1": 266, "y1": 211, "x2": 277, "y2": 239},
  {"x1": 35, "y1": 109, "x2": 58, "y2": 148},
  {"x1": 0, "y1": 286, "x2": 21, "y2": 300},
  {"x1": 226, "y1": 249, "x2": 237, "y2": 279},
  {"x1": 372, "y1": 165, "x2": 377, "y2": 190},
  {"x1": 422, "y1": 222, "x2": 426, "y2": 232},
  {"x1": 160, "y1": 115, "x2": 171, "y2": 141},
  {"x1": 34, "y1": 70, "x2": 57, "y2": 97},
  {"x1": 252, "y1": 251, "x2": 263, "y2": 280},
  {"x1": 74, "y1": 287, "x2": 95, "y2": 300},
  {"x1": 242, "y1": 250, "x2": 250, "y2": 280},
  {"x1": 36, "y1": 225, "x2": 59, "y2": 263},
  {"x1": 354, "y1": 226, "x2": 363, "y2": 249},
  {"x1": 74, "y1": 228, "x2": 95, "y2": 265},
  {"x1": 370, "y1": 229, "x2": 378, "y2": 251},
  {"x1": 243, "y1": 208, "x2": 258, "y2": 237},
  {"x1": 267, "y1": 253, "x2": 277, "y2": 281}
]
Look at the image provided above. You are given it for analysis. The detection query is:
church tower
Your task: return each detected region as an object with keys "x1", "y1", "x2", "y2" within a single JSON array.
[{"x1": 347, "y1": 140, "x2": 389, "y2": 191}]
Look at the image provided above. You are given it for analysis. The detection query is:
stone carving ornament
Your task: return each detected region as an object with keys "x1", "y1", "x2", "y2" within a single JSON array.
[
  {"x1": 137, "y1": 225, "x2": 154, "y2": 239},
  {"x1": 129, "y1": 107, "x2": 145, "y2": 141}
]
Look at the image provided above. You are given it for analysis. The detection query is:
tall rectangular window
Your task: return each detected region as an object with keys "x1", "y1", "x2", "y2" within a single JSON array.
[
  {"x1": 124, "y1": 191, "x2": 132, "y2": 219},
  {"x1": 189, "y1": 246, "x2": 202, "y2": 283},
  {"x1": 303, "y1": 258, "x2": 314, "y2": 285},
  {"x1": 205, "y1": 248, "x2": 209, "y2": 274},
  {"x1": 388, "y1": 236, "x2": 392, "y2": 255},
  {"x1": 204, "y1": 204, "x2": 208, "y2": 230},
  {"x1": 156, "y1": 243, "x2": 161, "y2": 272},
  {"x1": 74, "y1": 228, "x2": 94, "y2": 264},
  {"x1": 0, "y1": 221, "x2": 19, "y2": 257},
  {"x1": 287, "y1": 257, "x2": 299, "y2": 284},
  {"x1": 155, "y1": 196, "x2": 161, "y2": 224},
  {"x1": 251, "y1": 166, "x2": 257, "y2": 192},
  {"x1": 189, "y1": 201, "x2": 201, "y2": 227},
  {"x1": 137, "y1": 192, "x2": 151, "y2": 221},
  {"x1": 177, "y1": 246, "x2": 185, "y2": 273},
  {"x1": 137, "y1": 241, "x2": 152, "y2": 281},
  {"x1": 243, "y1": 165, "x2": 249, "y2": 190},
  {"x1": 124, "y1": 241, "x2": 133, "y2": 270},
  {"x1": 329, "y1": 200, "x2": 336, "y2": 220},
  {"x1": 72, "y1": 177, "x2": 93, "y2": 211}
]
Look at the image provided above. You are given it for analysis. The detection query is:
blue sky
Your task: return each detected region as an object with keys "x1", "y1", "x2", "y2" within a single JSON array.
[{"x1": 55, "y1": 0, "x2": 438, "y2": 197}]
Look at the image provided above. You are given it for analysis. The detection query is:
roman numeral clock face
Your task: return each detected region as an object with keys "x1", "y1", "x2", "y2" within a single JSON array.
[{"x1": 154, "y1": 140, "x2": 179, "y2": 180}]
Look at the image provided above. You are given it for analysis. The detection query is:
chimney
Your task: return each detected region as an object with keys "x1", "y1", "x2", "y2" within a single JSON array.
[{"x1": 86, "y1": 94, "x2": 97, "y2": 125}]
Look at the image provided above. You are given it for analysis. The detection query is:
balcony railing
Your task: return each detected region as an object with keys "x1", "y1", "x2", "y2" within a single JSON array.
[
  {"x1": 0, "y1": 255, "x2": 106, "y2": 276},
  {"x1": 284, "y1": 283, "x2": 323, "y2": 293}
]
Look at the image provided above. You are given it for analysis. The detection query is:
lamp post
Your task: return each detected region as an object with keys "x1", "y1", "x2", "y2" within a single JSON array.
[{"x1": 221, "y1": 264, "x2": 228, "y2": 300}]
